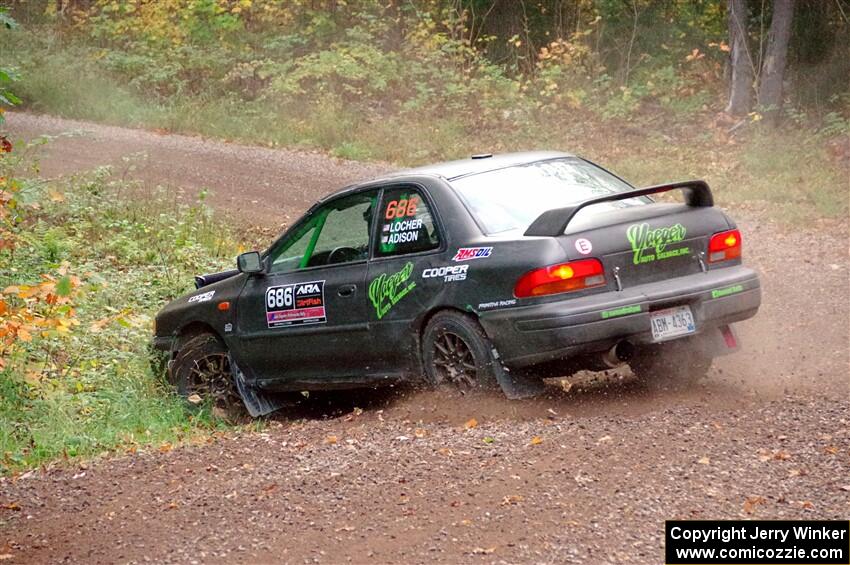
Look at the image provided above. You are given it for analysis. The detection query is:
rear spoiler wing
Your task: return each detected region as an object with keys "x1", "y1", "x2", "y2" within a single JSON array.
[{"x1": 523, "y1": 180, "x2": 714, "y2": 237}]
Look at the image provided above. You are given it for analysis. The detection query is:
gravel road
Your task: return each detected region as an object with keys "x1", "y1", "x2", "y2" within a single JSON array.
[{"x1": 1, "y1": 112, "x2": 848, "y2": 564}]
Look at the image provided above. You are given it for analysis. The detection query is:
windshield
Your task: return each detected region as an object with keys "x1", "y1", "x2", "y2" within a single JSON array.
[{"x1": 449, "y1": 157, "x2": 646, "y2": 234}]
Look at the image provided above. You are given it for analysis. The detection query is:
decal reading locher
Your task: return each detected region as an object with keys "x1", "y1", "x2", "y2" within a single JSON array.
[
  {"x1": 265, "y1": 280, "x2": 326, "y2": 327},
  {"x1": 153, "y1": 152, "x2": 761, "y2": 418}
]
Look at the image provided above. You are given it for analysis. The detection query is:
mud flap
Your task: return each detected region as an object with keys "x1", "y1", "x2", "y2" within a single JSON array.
[
  {"x1": 230, "y1": 358, "x2": 291, "y2": 417},
  {"x1": 492, "y1": 348, "x2": 547, "y2": 399},
  {"x1": 696, "y1": 324, "x2": 741, "y2": 357}
]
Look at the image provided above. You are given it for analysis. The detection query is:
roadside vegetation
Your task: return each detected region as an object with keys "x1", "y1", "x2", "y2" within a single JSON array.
[
  {"x1": 0, "y1": 140, "x2": 246, "y2": 473},
  {"x1": 1, "y1": 1, "x2": 848, "y2": 221}
]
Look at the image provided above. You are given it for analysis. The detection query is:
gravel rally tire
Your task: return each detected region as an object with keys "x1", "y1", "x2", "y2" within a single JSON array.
[
  {"x1": 170, "y1": 333, "x2": 246, "y2": 419},
  {"x1": 422, "y1": 311, "x2": 500, "y2": 390}
]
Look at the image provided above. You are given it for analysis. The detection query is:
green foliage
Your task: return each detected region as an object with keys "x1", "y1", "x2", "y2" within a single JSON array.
[{"x1": 0, "y1": 149, "x2": 244, "y2": 473}]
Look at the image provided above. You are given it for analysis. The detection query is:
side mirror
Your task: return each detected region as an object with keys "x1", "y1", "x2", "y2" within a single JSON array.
[{"x1": 237, "y1": 251, "x2": 264, "y2": 275}]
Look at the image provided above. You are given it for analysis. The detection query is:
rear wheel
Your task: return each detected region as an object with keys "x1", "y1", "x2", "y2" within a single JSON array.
[
  {"x1": 422, "y1": 311, "x2": 499, "y2": 391},
  {"x1": 170, "y1": 333, "x2": 245, "y2": 419},
  {"x1": 629, "y1": 339, "x2": 713, "y2": 390}
]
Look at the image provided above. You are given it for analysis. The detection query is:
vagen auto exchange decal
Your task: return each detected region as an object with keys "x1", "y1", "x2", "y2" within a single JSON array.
[
  {"x1": 369, "y1": 262, "x2": 416, "y2": 319},
  {"x1": 626, "y1": 222, "x2": 689, "y2": 265},
  {"x1": 265, "y1": 280, "x2": 326, "y2": 328}
]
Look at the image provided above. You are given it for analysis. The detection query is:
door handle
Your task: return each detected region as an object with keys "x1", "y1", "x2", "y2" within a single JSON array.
[{"x1": 338, "y1": 284, "x2": 356, "y2": 297}]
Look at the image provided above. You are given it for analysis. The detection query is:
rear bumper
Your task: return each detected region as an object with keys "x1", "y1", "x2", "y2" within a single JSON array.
[{"x1": 479, "y1": 265, "x2": 761, "y2": 367}]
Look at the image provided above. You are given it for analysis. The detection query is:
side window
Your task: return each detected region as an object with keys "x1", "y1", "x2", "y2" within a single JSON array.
[
  {"x1": 269, "y1": 191, "x2": 377, "y2": 273},
  {"x1": 376, "y1": 187, "x2": 440, "y2": 257}
]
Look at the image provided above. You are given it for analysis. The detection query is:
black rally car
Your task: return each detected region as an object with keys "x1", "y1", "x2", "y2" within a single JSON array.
[{"x1": 153, "y1": 152, "x2": 761, "y2": 415}]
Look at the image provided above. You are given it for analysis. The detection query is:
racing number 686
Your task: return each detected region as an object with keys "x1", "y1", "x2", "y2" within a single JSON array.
[{"x1": 266, "y1": 286, "x2": 293, "y2": 309}]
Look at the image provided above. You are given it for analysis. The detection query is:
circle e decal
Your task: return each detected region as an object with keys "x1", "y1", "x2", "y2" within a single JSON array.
[{"x1": 575, "y1": 238, "x2": 593, "y2": 255}]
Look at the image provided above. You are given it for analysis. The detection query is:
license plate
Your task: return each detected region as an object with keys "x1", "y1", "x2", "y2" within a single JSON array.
[{"x1": 649, "y1": 305, "x2": 696, "y2": 342}]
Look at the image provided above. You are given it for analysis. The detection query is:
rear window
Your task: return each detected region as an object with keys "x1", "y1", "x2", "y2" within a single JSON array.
[{"x1": 449, "y1": 157, "x2": 646, "y2": 234}]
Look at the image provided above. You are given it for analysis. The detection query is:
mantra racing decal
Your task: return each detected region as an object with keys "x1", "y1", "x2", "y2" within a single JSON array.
[
  {"x1": 265, "y1": 280, "x2": 326, "y2": 328},
  {"x1": 369, "y1": 262, "x2": 416, "y2": 319},
  {"x1": 626, "y1": 222, "x2": 689, "y2": 265},
  {"x1": 452, "y1": 247, "x2": 492, "y2": 262},
  {"x1": 422, "y1": 264, "x2": 468, "y2": 282}
]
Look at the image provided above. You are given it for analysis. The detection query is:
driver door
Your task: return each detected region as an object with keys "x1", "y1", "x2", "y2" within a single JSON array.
[{"x1": 234, "y1": 190, "x2": 379, "y2": 386}]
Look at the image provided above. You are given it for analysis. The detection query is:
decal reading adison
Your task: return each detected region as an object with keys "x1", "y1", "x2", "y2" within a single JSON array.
[
  {"x1": 478, "y1": 299, "x2": 517, "y2": 310},
  {"x1": 453, "y1": 247, "x2": 492, "y2": 262},
  {"x1": 369, "y1": 262, "x2": 416, "y2": 319},
  {"x1": 626, "y1": 222, "x2": 689, "y2": 265},
  {"x1": 265, "y1": 280, "x2": 326, "y2": 328},
  {"x1": 422, "y1": 264, "x2": 468, "y2": 282},
  {"x1": 188, "y1": 290, "x2": 215, "y2": 303}
]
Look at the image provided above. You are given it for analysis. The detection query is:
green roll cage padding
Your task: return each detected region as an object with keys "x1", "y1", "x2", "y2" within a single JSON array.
[{"x1": 299, "y1": 210, "x2": 328, "y2": 269}]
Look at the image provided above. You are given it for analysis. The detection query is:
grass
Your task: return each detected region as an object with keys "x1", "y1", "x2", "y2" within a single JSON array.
[{"x1": 0, "y1": 149, "x2": 253, "y2": 474}]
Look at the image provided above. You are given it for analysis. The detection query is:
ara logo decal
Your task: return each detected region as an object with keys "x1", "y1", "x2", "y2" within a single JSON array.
[
  {"x1": 574, "y1": 238, "x2": 593, "y2": 255},
  {"x1": 626, "y1": 222, "x2": 689, "y2": 265},
  {"x1": 452, "y1": 247, "x2": 492, "y2": 262},
  {"x1": 369, "y1": 262, "x2": 416, "y2": 319}
]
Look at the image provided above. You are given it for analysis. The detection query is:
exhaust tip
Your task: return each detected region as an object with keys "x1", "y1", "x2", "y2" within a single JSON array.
[{"x1": 602, "y1": 340, "x2": 635, "y2": 367}]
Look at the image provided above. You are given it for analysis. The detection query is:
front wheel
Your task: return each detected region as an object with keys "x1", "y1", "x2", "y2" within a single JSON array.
[
  {"x1": 170, "y1": 333, "x2": 246, "y2": 419},
  {"x1": 421, "y1": 311, "x2": 499, "y2": 391}
]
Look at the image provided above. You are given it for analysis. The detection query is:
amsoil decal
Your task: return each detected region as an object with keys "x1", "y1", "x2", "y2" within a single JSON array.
[
  {"x1": 265, "y1": 280, "x2": 326, "y2": 328},
  {"x1": 369, "y1": 262, "x2": 416, "y2": 319},
  {"x1": 452, "y1": 247, "x2": 492, "y2": 262},
  {"x1": 422, "y1": 264, "x2": 468, "y2": 282},
  {"x1": 626, "y1": 222, "x2": 689, "y2": 265}
]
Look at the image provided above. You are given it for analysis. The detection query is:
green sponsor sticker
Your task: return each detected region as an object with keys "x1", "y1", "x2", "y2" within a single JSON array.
[
  {"x1": 368, "y1": 261, "x2": 416, "y2": 319},
  {"x1": 711, "y1": 284, "x2": 744, "y2": 299},
  {"x1": 626, "y1": 222, "x2": 689, "y2": 265},
  {"x1": 601, "y1": 304, "x2": 642, "y2": 319}
]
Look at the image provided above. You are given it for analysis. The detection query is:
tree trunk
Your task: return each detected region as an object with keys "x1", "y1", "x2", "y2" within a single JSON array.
[
  {"x1": 725, "y1": 0, "x2": 754, "y2": 116},
  {"x1": 758, "y1": 0, "x2": 795, "y2": 123}
]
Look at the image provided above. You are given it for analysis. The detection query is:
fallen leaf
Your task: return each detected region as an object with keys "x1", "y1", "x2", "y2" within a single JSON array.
[
  {"x1": 799, "y1": 501, "x2": 814, "y2": 510},
  {"x1": 324, "y1": 435, "x2": 338, "y2": 445},
  {"x1": 414, "y1": 428, "x2": 427, "y2": 438},
  {"x1": 437, "y1": 447, "x2": 453, "y2": 456},
  {"x1": 483, "y1": 436, "x2": 495, "y2": 444},
  {"x1": 824, "y1": 445, "x2": 839, "y2": 455},
  {"x1": 186, "y1": 394, "x2": 202, "y2": 405},
  {"x1": 697, "y1": 456, "x2": 711, "y2": 465},
  {"x1": 598, "y1": 435, "x2": 613, "y2": 443},
  {"x1": 501, "y1": 495, "x2": 523, "y2": 505},
  {"x1": 464, "y1": 418, "x2": 478, "y2": 429},
  {"x1": 1, "y1": 502, "x2": 20, "y2": 511},
  {"x1": 743, "y1": 495, "x2": 766, "y2": 514},
  {"x1": 471, "y1": 547, "x2": 496, "y2": 555},
  {"x1": 773, "y1": 449, "x2": 791, "y2": 461},
  {"x1": 158, "y1": 443, "x2": 172, "y2": 453},
  {"x1": 0, "y1": 554, "x2": 12, "y2": 561},
  {"x1": 530, "y1": 436, "x2": 543, "y2": 445}
]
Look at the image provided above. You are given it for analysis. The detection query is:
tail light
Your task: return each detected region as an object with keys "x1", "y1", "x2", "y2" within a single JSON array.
[
  {"x1": 514, "y1": 259, "x2": 606, "y2": 298},
  {"x1": 708, "y1": 229, "x2": 742, "y2": 263}
]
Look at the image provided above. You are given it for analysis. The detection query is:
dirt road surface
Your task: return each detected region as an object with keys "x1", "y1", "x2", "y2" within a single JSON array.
[{"x1": 2, "y1": 112, "x2": 848, "y2": 564}]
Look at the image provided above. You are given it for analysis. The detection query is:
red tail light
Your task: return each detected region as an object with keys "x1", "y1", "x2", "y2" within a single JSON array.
[
  {"x1": 514, "y1": 259, "x2": 606, "y2": 298},
  {"x1": 708, "y1": 229, "x2": 742, "y2": 263}
]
